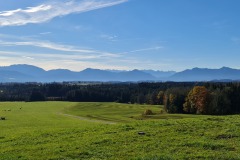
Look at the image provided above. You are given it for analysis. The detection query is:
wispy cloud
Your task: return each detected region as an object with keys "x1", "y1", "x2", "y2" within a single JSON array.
[
  {"x1": 0, "y1": 39, "x2": 120, "y2": 58},
  {"x1": 100, "y1": 34, "x2": 118, "y2": 41},
  {"x1": 0, "y1": 0, "x2": 128, "y2": 26},
  {"x1": 0, "y1": 33, "x2": 166, "y2": 70},
  {"x1": 39, "y1": 32, "x2": 51, "y2": 35},
  {"x1": 0, "y1": 50, "x2": 107, "y2": 61},
  {"x1": 21, "y1": 56, "x2": 35, "y2": 60},
  {"x1": 0, "y1": 50, "x2": 132, "y2": 71},
  {"x1": 0, "y1": 49, "x2": 172, "y2": 71},
  {"x1": 120, "y1": 46, "x2": 163, "y2": 54},
  {"x1": 0, "y1": 37, "x2": 163, "y2": 58}
]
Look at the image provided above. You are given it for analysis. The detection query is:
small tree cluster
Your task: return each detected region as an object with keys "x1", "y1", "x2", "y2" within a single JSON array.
[{"x1": 163, "y1": 87, "x2": 190, "y2": 113}]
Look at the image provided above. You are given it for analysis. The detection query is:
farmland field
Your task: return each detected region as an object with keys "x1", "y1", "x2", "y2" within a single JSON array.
[{"x1": 0, "y1": 102, "x2": 240, "y2": 160}]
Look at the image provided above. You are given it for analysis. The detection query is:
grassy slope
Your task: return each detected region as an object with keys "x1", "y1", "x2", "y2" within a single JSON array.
[
  {"x1": 0, "y1": 102, "x2": 239, "y2": 160},
  {"x1": 62, "y1": 102, "x2": 163, "y2": 122}
]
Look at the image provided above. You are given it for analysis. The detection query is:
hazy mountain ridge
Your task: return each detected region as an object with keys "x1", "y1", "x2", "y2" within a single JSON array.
[
  {"x1": 0, "y1": 65, "x2": 157, "y2": 82},
  {"x1": 0, "y1": 64, "x2": 240, "y2": 82},
  {"x1": 169, "y1": 67, "x2": 240, "y2": 81}
]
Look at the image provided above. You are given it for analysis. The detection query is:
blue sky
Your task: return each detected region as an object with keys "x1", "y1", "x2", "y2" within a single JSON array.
[{"x1": 0, "y1": 0, "x2": 240, "y2": 71}]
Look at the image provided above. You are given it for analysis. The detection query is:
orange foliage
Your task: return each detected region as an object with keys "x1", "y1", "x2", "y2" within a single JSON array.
[{"x1": 184, "y1": 86, "x2": 210, "y2": 114}]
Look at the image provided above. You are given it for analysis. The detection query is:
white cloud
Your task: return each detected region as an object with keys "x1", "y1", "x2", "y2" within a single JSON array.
[
  {"x1": 0, "y1": 40, "x2": 120, "y2": 58},
  {"x1": 0, "y1": 50, "x2": 107, "y2": 61},
  {"x1": 120, "y1": 46, "x2": 163, "y2": 54},
  {"x1": 0, "y1": 46, "x2": 169, "y2": 71},
  {"x1": 0, "y1": 36, "x2": 165, "y2": 68},
  {"x1": 0, "y1": 39, "x2": 164, "y2": 59},
  {"x1": 0, "y1": 33, "x2": 167, "y2": 71},
  {"x1": 0, "y1": 5, "x2": 52, "y2": 17},
  {"x1": 0, "y1": 0, "x2": 128, "y2": 26},
  {"x1": 100, "y1": 34, "x2": 118, "y2": 41},
  {"x1": 39, "y1": 32, "x2": 51, "y2": 35},
  {"x1": 1, "y1": 52, "x2": 173, "y2": 72},
  {"x1": 0, "y1": 50, "x2": 131, "y2": 71},
  {"x1": 21, "y1": 56, "x2": 34, "y2": 59}
]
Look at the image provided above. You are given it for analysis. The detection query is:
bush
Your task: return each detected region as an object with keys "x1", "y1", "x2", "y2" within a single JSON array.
[
  {"x1": 0, "y1": 117, "x2": 6, "y2": 120},
  {"x1": 143, "y1": 109, "x2": 154, "y2": 115}
]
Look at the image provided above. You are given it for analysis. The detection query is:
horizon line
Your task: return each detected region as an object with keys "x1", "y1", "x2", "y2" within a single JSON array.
[{"x1": 0, "y1": 64, "x2": 238, "y2": 72}]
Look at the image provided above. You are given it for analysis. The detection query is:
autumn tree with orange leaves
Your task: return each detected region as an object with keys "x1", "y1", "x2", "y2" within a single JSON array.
[{"x1": 183, "y1": 86, "x2": 211, "y2": 114}]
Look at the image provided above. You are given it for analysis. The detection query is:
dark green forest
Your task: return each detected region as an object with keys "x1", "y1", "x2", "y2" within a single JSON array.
[{"x1": 0, "y1": 82, "x2": 240, "y2": 115}]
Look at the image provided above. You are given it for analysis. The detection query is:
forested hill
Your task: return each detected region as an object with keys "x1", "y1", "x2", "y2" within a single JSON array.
[{"x1": 1, "y1": 64, "x2": 240, "y2": 82}]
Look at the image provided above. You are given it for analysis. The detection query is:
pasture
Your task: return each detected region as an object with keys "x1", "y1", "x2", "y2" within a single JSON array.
[{"x1": 0, "y1": 102, "x2": 239, "y2": 159}]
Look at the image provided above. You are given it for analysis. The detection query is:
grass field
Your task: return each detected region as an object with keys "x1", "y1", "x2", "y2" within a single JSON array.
[{"x1": 0, "y1": 102, "x2": 240, "y2": 160}]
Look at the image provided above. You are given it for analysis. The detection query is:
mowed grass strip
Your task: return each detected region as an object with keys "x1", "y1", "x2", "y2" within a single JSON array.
[
  {"x1": 0, "y1": 102, "x2": 239, "y2": 160},
  {"x1": 62, "y1": 102, "x2": 162, "y2": 123}
]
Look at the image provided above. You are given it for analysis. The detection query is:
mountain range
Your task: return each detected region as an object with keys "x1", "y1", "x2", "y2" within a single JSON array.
[{"x1": 0, "y1": 64, "x2": 240, "y2": 82}]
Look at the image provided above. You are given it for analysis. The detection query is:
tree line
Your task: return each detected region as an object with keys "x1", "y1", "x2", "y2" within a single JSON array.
[
  {"x1": 0, "y1": 82, "x2": 239, "y2": 115},
  {"x1": 164, "y1": 83, "x2": 240, "y2": 115}
]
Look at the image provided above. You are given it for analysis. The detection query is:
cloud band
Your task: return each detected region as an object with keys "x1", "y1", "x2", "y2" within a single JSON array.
[{"x1": 0, "y1": 0, "x2": 128, "y2": 26}]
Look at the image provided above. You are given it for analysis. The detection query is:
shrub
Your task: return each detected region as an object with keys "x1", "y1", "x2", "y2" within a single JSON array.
[
  {"x1": 0, "y1": 117, "x2": 6, "y2": 120},
  {"x1": 143, "y1": 109, "x2": 154, "y2": 115}
]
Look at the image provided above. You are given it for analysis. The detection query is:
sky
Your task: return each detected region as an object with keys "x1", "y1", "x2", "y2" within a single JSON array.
[{"x1": 0, "y1": 0, "x2": 240, "y2": 71}]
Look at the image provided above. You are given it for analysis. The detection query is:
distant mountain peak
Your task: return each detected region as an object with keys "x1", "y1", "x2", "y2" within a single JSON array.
[
  {"x1": 131, "y1": 69, "x2": 141, "y2": 72},
  {"x1": 169, "y1": 67, "x2": 240, "y2": 82},
  {"x1": 9, "y1": 64, "x2": 45, "y2": 70},
  {"x1": 220, "y1": 66, "x2": 232, "y2": 70},
  {"x1": 192, "y1": 67, "x2": 200, "y2": 70},
  {"x1": 83, "y1": 68, "x2": 102, "y2": 71}
]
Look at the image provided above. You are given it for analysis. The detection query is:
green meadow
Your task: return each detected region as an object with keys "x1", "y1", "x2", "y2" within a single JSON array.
[{"x1": 0, "y1": 102, "x2": 239, "y2": 160}]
